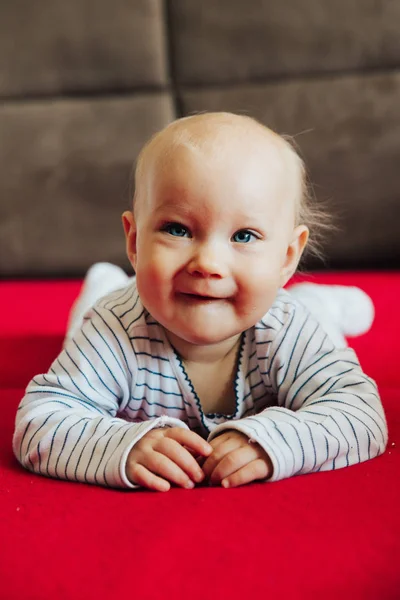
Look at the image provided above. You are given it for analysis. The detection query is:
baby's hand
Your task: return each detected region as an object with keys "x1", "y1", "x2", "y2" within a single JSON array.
[
  {"x1": 202, "y1": 430, "x2": 273, "y2": 488},
  {"x1": 126, "y1": 427, "x2": 212, "y2": 492}
]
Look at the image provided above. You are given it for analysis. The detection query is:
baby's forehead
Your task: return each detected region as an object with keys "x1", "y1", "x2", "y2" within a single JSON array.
[
  {"x1": 134, "y1": 114, "x2": 303, "y2": 218},
  {"x1": 145, "y1": 121, "x2": 290, "y2": 183}
]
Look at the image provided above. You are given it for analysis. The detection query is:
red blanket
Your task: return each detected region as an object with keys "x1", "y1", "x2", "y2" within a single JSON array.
[{"x1": 1, "y1": 272, "x2": 399, "y2": 599}]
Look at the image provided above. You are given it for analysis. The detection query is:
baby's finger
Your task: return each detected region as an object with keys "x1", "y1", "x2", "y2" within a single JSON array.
[
  {"x1": 202, "y1": 436, "x2": 244, "y2": 479},
  {"x1": 166, "y1": 428, "x2": 212, "y2": 457},
  {"x1": 156, "y1": 437, "x2": 205, "y2": 483},
  {"x1": 207, "y1": 432, "x2": 231, "y2": 449},
  {"x1": 129, "y1": 463, "x2": 171, "y2": 492},
  {"x1": 208, "y1": 445, "x2": 257, "y2": 484},
  {"x1": 144, "y1": 450, "x2": 195, "y2": 489},
  {"x1": 221, "y1": 459, "x2": 271, "y2": 489}
]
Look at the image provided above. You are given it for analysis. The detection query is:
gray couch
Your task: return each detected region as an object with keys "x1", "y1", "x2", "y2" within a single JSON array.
[{"x1": 1, "y1": 0, "x2": 400, "y2": 277}]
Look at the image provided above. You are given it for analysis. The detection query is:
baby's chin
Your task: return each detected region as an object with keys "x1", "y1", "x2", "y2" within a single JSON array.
[
  {"x1": 170, "y1": 330, "x2": 226, "y2": 347},
  {"x1": 165, "y1": 323, "x2": 244, "y2": 350}
]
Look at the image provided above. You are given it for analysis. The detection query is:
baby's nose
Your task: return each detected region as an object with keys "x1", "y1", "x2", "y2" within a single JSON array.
[{"x1": 187, "y1": 243, "x2": 229, "y2": 278}]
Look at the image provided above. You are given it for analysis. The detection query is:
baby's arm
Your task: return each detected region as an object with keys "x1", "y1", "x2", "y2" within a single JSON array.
[
  {"x1": 207, "y1": 297, "x2": 388, "y2": 483},
  {"x1": 13, "y1": 303, "x2": 190, "y2": 489}
]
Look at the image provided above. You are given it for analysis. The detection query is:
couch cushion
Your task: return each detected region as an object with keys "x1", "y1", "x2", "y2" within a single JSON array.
[
  {"x1": 0, "y1": 94, "x2": 174, "y2": 277},
  {"x1": 170, "y1": 0, "x2": 400, "y2": 85},
  {"x1": 0, "y1": 0, "x2": 168, "y2": 97},
  {"x1": 181, "y1": 72, "x2": 400, "y2": 269}
]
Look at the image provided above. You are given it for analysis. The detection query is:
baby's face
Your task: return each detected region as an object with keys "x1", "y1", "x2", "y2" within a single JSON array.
[{"x1": 124, "y1": 136, "x2": 307, "y2": 350}]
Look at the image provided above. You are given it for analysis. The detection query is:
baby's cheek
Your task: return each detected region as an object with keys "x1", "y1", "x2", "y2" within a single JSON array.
[
  {"x1": 138, "y1": 254, "x2": 165, "y2": 283},
  {"x1": 135, "y1": 262, "x2": 159, "y2": 299},
  {"x1": 237, "y1": 282, "x2": 278, "y2": 322}
]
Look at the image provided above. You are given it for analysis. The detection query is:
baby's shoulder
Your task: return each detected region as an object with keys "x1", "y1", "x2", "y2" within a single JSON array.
[
  {"x1": 95, "y1": 279, "x2": 148, "y2": 334},
  {"x1": 255, "y1": 288, "x2": 301, "y2": 333},
  {"x1": 251, "y1": 288, "x2": 326, "y2": 373}
]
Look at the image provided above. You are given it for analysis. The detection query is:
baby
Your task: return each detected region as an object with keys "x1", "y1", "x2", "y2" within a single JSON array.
[{"x1": 13, "y1": 112, "x2": 387, "y2": 491}]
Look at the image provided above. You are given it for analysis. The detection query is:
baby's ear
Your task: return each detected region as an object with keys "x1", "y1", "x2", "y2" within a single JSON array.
[
  {"x1": 122, "y1": 211, "x2": 138, "y2": 269},
  {"x1": 280, "y1": 225, "x2": 309, "y2": 287}
]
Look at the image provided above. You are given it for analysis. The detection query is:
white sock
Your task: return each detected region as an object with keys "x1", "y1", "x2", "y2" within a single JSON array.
[
  {"x1": 288, "y1": 283, "x2": 375, "y2": 348},
  {"x1": 65, "y1": 262, "x2": 131, "y2": 343}
]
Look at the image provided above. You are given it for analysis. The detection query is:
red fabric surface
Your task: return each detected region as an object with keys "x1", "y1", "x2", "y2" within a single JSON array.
[{"x1": 1, "y1": 273, "x2": 399, "y2": 599}]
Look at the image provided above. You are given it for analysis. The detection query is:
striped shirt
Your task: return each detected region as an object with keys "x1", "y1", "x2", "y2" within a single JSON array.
[{"x1": 13, "y1": 281, "x2": 388, "y2": 488}]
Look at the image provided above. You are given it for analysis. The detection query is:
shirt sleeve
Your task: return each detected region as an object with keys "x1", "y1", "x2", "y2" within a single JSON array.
[
  {"x1": 13, "y1": 302, "x2": 188, "y2": 489},
  {"x1": 208, "y1": 296, "x2": 388, "y2": 482}
]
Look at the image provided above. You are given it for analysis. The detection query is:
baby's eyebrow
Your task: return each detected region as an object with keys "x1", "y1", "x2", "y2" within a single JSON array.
[{"x1": 154, "y1": 201, "x2": 193, "y2": 216}]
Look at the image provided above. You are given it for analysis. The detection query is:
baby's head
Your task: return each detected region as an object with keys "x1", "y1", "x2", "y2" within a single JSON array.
[
  {"x1": 122, "y1": 112, "x2": 322, "y2": 351},
  {"x1": 132, "y1": 112, "x2": 318, "y2": 245}
]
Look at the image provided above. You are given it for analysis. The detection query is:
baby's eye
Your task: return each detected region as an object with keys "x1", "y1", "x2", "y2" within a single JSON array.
[
  {"x1": 232, "y1": 229, "x2": 258, "y2": 243},
  {"x1": 162, "y1": 222, "x2": 190, "y2": 237}
]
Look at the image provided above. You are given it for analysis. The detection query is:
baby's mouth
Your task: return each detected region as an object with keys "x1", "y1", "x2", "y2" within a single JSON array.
[
  {"x1": 182, "y1": 293, "x2": 217, "y2": 301},
  {"x1": 179, "y1": 292, "x2": 224, "y2": 303}
]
